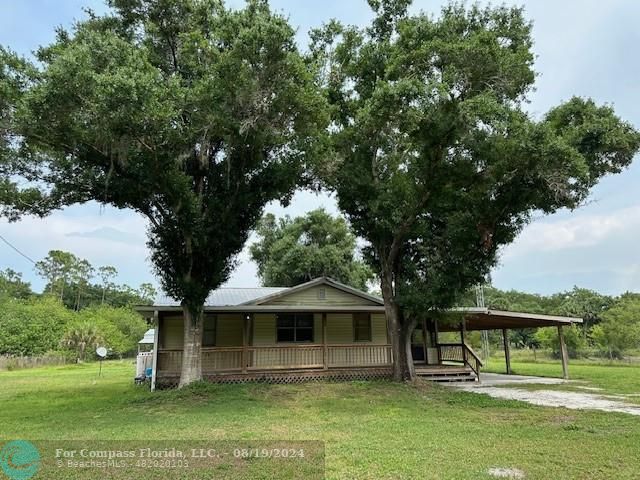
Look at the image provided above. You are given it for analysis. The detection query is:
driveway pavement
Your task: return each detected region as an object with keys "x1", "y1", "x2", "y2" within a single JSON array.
[{"x1": 449, "y1": 373, "x2": 640, "y2": 416}]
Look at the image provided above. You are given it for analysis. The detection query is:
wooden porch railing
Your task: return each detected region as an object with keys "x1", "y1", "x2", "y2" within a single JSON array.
[
  {"x1": 157, "y1": 344, "x2": 393, "y2": 375},
  {"x1": 436, "y1": 342, "x2": 483, "y2": 381}
]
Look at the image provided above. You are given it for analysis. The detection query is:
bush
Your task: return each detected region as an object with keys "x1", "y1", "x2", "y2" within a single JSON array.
[
  {"x1": 80, "y1": 306, "x2": 148, "y2": 357},
  {"x1": 535, "y1": 325, "x2": 586, "y2": 359},
  {"x1": 0, "y1": 297, "x2": 74, "y2": 356}
]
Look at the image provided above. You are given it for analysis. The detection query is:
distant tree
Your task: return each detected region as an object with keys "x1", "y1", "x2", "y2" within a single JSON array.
[
  {"x1": 34, "y1": 250, "x2": 77, "y2": 300},
  {"x1": 312, "y1": 0, "x2": 640, "y2": 380},
  {"x1": 1, "y1": 1, "x2": 325, "y2": 386},
  {"x1": 535, "y1": 325, "x2": 586, "y2": 359},
  {"x1": 97, "y1": 265, "x2": 118, "y2": 304},
  {"x1": 591, "y1": 295, "x2": 640, "y2": 359},
  {"x1": 250, "y1": 209, "x2": 374, "y2": 290},
  {"x1": 0, "y1": 268, "x2": 32, "y2": 299},
  {"x1": 136, "y1": 283, "x2": 157, "y2": 305},
  {"x1": 71, "y1": 259, "x2": 94, "y2": 310},
  {"x1": 551, "y1": 287, "x2": 613, "y2": 336},
  {"x1": 61, "y1": 321, "x2": 103, "y2": 363}
]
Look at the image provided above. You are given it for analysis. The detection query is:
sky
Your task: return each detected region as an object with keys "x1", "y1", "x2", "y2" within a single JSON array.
[{"x1": 1, "y1": 0, "x2": 640, "y2": 296}]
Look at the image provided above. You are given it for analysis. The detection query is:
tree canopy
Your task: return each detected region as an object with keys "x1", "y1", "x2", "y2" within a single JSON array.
[
  {"x1": 311, "y1": 0, "x2": 640, "y2": 380},
  {"x1": 1, "y1": 0, "x2": 326, "y2": 385},
  {"x1": 249, "y1": 209, "x2": 374, "y2": 290}
]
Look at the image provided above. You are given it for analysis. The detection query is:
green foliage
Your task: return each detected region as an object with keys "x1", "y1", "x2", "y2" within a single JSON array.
[
  {"x1": 0, "y1": 268, "x2": 32, "y2": 299},
  {"x1": 0, "y1": 296, "x2": 74, "y2": 356},
  {"x1": 1, "y1": 0, "x2": 327, "y2": 320},
  {"x1": 249, "y1": 209, "x2": 374, "y2": 289},
  {"x1": 592, "y1": 295, "x2": 640, "y2": 358},
  {"x1": 61, "y1": 321, "x2": 103, "y2": 362},
  {"x1": 535, "y1": 326, "x2": 586, "y2": 359},
  {"x1": 34, "y1": 249, "x2": 155, "y2": 309},
  {"x1": 81, "y1": 305, "x2": 148, "y2": 357},
  {"x1": 311, "y1": 1, "x2": 639, "y2": 378}
]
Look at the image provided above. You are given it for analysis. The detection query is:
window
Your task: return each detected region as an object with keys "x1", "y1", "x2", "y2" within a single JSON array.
[
  {"x1": 277, "y1": 313, "x2": 314, "y2": 342},
  {"x1": 317, "y1": 288, "x2": 326, "y2": 300},
  {"x1": 202, "y1": 314, "x2": 217, "y2": 347},
  {"x1": 353, "y1": 313, "x2": 372, "y2": 342}
]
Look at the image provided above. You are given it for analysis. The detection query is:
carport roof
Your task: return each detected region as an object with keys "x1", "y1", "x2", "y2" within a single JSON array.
[{"x1": 438, "y1": 308, "x2": 582, "y2": 331}]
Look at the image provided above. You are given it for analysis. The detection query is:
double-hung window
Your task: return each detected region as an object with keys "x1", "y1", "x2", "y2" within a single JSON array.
[
  {"x1": 276, "y1": 313, "x2": 314, "y2": 343},
  {"x1": 202, "y1": 314, "x2": 217, "y2": 347},
  {"x1": 353, "y1": 313, "x2": 372, "y2": 342}
]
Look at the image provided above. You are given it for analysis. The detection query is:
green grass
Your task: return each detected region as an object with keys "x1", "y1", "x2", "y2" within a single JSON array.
[
  {"x1": 1, "y1": 361, "x2": 640, "y2": 479},
  {"x1": 484, "y1": 358, "x2": 640, "y2": 394}
]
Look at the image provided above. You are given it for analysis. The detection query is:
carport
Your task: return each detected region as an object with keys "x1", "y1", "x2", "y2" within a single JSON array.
[{"x1": 432, "y1": 308, "x2": 582, "y2": 380}]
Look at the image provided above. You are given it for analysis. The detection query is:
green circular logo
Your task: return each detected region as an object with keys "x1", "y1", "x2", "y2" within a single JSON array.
[{"x1": 0, "y1": 441, "x2": 40, "y2": 480}]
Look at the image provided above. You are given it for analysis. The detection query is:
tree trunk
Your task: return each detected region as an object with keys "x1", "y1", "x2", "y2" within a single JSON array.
[
  {"x1": 179, "y1": 304, "x2": 203, "y2": 388},
  {"x1": 380, "y1": 270, "x2": 414, "y2": 381}
]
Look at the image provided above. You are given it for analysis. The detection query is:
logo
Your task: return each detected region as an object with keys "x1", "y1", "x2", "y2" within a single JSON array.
[{"x1": 0, "y1": 441, "x2": 40, "y2": 480}]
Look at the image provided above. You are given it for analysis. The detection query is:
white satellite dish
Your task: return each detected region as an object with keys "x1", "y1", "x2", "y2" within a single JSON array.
[{"x1": 96, "y1": 347, "x2": 107, "y2": 358}]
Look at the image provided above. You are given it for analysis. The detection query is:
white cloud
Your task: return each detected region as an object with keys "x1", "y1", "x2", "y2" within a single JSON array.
[{"x1": 502, "y1": 205, "x2": 640, "y2": 259}]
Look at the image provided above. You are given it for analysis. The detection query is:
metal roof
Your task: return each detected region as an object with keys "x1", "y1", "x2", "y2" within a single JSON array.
[
  {"x1": 138, "y1": 328, "x2": 155, "y2": 344},
  {"x1": 153, "y1": 287, "x2": 289, "y2": 307}
]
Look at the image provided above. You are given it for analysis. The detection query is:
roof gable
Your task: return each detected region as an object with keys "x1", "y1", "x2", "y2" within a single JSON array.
[{"x1": 244, "y1": 277, "x2": 383, "y2": 307}]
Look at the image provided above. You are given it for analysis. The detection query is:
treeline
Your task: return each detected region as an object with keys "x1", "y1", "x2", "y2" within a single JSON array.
[
  {"x1": 0, "y1": 250, "x2": 155, "y2": 363},
  {"x1": 460, "y1": 286, "x2": 640, "y2": 359}
]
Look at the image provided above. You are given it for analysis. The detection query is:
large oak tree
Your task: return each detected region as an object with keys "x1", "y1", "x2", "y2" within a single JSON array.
[
  {"x1": 312, "y1": 0, "x2": 640, "y2": 380},
  {"x1": 0, "y1": 0, "x2": 325, "y2": 386}
]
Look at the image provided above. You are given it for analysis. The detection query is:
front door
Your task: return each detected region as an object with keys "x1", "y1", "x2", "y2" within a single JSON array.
[{"x1": 411, "y1": 327, "x2": 425, "y2": 363}]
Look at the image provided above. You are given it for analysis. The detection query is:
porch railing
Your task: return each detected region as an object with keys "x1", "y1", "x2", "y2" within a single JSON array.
[
  {"x1": 436, "y1": 342, "x2": 483, "y2": 381},
  {"x1": 157, "y1": 344, "x2": 393, "y2": 375}
]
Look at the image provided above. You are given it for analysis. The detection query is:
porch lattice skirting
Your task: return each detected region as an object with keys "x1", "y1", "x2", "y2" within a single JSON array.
[{"x1": 155, "y1": 367, "x2": 393, "y2": 389}]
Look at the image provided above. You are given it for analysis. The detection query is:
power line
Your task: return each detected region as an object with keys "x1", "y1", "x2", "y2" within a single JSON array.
[{"x1": 0, "y1": 233, "x2": 36, "y2": 264}]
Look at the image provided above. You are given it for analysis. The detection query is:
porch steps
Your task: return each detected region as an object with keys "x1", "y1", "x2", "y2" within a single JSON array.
[{"x1": 415, "y1": 365, "x2": 477, "y2": 383}]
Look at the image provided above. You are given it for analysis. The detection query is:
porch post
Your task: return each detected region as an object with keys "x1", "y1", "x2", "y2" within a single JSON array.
[
  {"x1": 502, "y1": 328, "x2": 512, "y2": 375},
  {"x1": 460, "y1": 318, "x2": 467, "y2": 364},
  {"x1": 558, "y1": 325, "x2": 569, "y2": 380},
  {"x1": 151, "y1": 310, "x2": 159, "y2": 392},
  {"x1": 434, "y1": 318, "x2": 441, "y2": 363},
  {"x1": 242, "y1": 313, "x2": 249, "y2": 373},
  {"x1": 421, "y1": 318, "x2": 428, "y2": 363},
  {"x1": 322, "y1": 313, "x2": 328, "y2": 370}
]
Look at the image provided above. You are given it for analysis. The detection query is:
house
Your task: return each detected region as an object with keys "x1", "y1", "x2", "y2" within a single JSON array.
[{"x1": 135, "y1": 277, "x2": 581, "y2": 390}]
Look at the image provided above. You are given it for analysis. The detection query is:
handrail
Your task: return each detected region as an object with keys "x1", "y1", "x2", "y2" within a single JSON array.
[
  {"x1": 462, "y1": 343, "x2": 482, "y2": 381},
  {"x1": 464, "y1": 344, "x2": 483, "y2": 367},
  {"x1": 435, "y1": 342, "x2": 482, "y2": 381}
]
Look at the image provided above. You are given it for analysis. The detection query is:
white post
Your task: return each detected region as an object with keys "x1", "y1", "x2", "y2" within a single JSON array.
[{"x1": 151, "y1": 310, "x2": 159, "y2": 391}]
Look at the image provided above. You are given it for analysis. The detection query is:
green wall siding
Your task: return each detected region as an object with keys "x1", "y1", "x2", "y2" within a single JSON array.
[
  {"x1": 159, "y1": 312, "x2": 389, "y2": 350},
  {"x1": 263, "y1": 285, "x2": 378, "y2": 306}
]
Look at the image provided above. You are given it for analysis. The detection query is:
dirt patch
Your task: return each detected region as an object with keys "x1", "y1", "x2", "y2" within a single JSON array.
[{"x1": 488, "y1": 467, "x2": 525, "y2": 479}]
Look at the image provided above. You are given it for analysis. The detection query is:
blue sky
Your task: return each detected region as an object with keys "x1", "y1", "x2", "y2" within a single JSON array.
[{"x1": 1, "y1": 0, "x2": 640, "y2": 296}]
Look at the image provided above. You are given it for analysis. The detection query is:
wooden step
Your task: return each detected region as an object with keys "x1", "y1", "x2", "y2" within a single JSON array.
[{"x1": 415, "y1": 365, "x2": 478, "y2": 383}]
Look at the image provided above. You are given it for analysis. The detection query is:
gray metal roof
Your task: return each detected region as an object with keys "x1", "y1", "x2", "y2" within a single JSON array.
[
  {"x1": 138, "y1": 328, "x2": 155, "y2": 344},
  {"x1": 153, "y1": 287, "x2": 289, "y2": 307}
]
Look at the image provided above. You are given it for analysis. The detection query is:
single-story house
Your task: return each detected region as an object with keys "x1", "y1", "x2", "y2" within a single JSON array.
[{"x1": 135, "y1": 277, "x2": 581, "y2": 390}]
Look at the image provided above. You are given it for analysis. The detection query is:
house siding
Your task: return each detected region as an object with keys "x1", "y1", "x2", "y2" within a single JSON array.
[
  {"x1": 160, "y1": 312, "x2": 388, "y2": 349},
  {"x1": 161, "y1": 316, "x2": 183, "y2": 349},
  {"x1": 261, "y1": 284, "x2": 379, "y2": 306}
]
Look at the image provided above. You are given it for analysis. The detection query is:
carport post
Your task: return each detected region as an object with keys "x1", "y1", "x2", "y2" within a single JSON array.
[
  {"x1": 557, "y1": 325, "x2": 569, "y2": 380},
  {"x1": 502, "y1": 328, "x2": 512, "y2": 375}
]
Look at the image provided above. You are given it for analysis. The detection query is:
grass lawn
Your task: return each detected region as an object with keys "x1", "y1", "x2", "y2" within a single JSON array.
[
  {"x1": 1, "y1": 361, "x2": 640, "y2": 479},
  {"x1": 484, "y1": 358, "x2": 640, "y2": 395}
]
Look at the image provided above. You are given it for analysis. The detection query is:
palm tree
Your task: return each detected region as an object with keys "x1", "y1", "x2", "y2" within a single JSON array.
[{"x1": 61, "y1": 322, "x2": 103, "y2": 363}]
